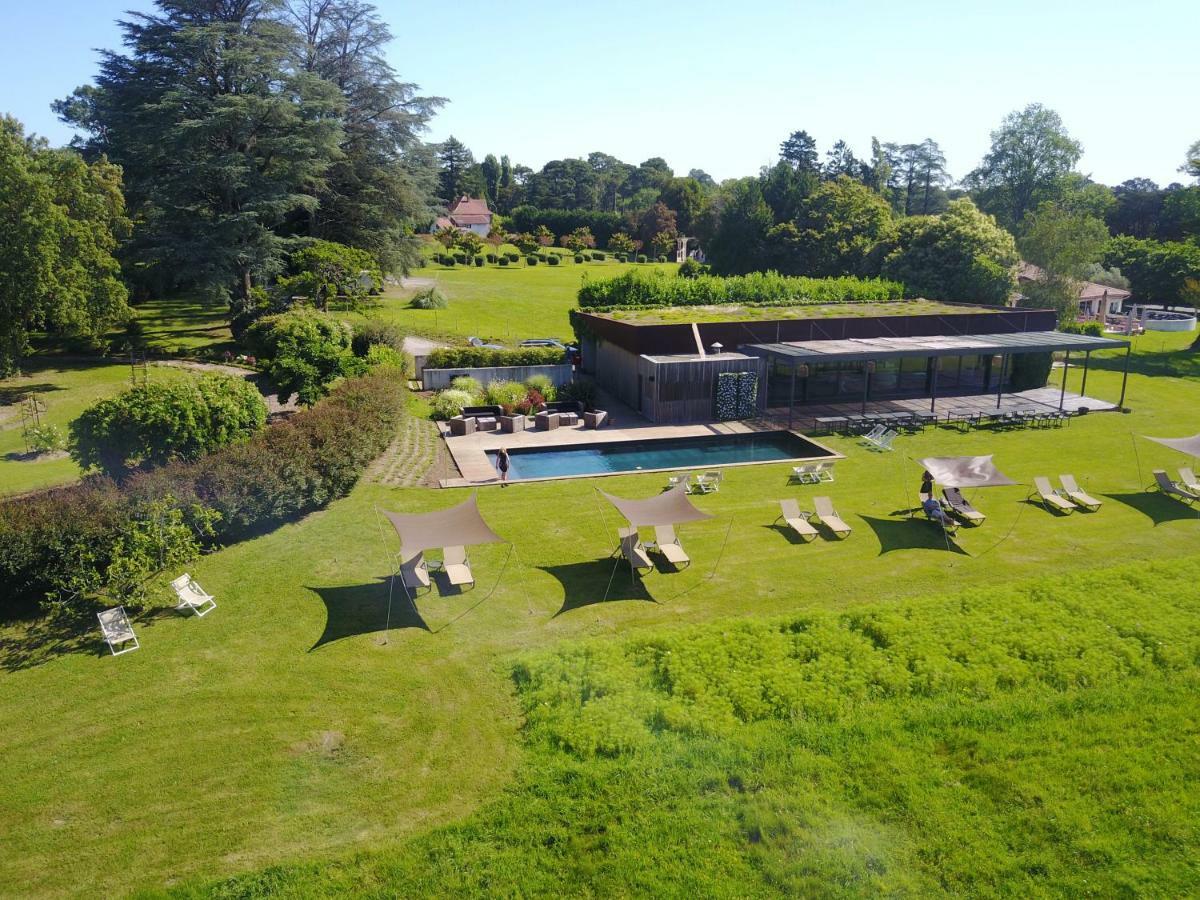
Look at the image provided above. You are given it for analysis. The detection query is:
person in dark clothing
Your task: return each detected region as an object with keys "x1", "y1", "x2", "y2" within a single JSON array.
[
  {"x1": 920, "y1": 470, "x2": 934, "y2": 501},
  {"x1": 497, "y1": 447, "x2": 510, "y2": 485}
]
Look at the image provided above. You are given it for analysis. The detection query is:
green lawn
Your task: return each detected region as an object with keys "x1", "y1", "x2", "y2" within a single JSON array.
[
  {"x1": 130, "y1": 295, "x2": 235, "y2": 355},
  {"x1": 3, "y1": 338, "x2": 1200, "y2": 895}
]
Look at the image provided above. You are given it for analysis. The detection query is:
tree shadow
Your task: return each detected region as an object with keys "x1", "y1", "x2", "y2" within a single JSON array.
[
  {"x1": 860, "y1": 515, "x2": 968, "y2": 556},
  {"x1": 539, "y1": 559, "x2": 656, "y2": 617},
  {"x1": 0, "y1": 604, "x2": 180, "y2": 672},
  {"x1": 1104, "y1": 492, "x2": 1200, "y2": 526},
  {"x1": 308, "y1": 578, "x2": 429, "y2": 650},
  {"x1": 0, "y1": 382, "x2": 62, "y2": 405}
]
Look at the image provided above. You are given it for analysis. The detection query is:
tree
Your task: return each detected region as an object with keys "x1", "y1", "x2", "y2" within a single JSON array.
[
  {"x1": 706, "y1": 178, "x2": 774, "y2": 275},
  {"x1": 607, "y1": 231, "x2": 636, "y2": 255},
  {"x1": 658, "y1": 177, "x2": 704, "y2": 233},
  {"x1": 788, "y1": 176, "x2": 894, "y2": 277},
  {"x1": 276, "y1": 240, "x2": 381, "y2": 311},
  {"x1": 652, "y1": 231, "x2": 676, "y2": 259},
  {"x1": 525, "y1": 158, "x2": 599, "y2": 210},
  {"x1": 437, "y1": 136, "x2": 481, "y2": 200},
  {"x1": 885, "y1": 139, "x2": 949, "y2": 216},
  {"x1": 454, "y1": 231, "x2": 485, "y2": 258},
  {"x1": 635, "y1": 202, "x2": 678, "y2": 251},
  {"x1": 535, "y1": 225, "x2": 555, "y2": 248},
  {"x1": 0, "y1": 116, "x2": 130, "y2": 375},
  {"x1": 760, "y1": 160, "x2": 816, "y2": 223},
  {"x1": 480, "y1": 153, "x2": 501, "y2": 206},
  {"x1": 433, "y1": 226, "x2": 457, "y2": 250},
  {"x1": 71, "y1": 374, "x2": 267, "y2": 476},
  {"x1": 1159, "y1": 187, "x2": 1200, "y2": 241},
  {"x1": 56, "y1": 0, "x2": 344, "y2": 305},
  {"x1": 1105, "y1": 236, "x2": 1200, "y2": 307},
  {"x1": 560, "y1": 227, "x2": 596, "y2": 254},
  {"x1": 511, "y1": 232, "x2": 540, "y2": 256},
  {"x1": 1108, "y1": 179, "x2": 1166, "y2": 238},
  {"x1": 965, "y1": 104, "x2": 1083, "y2": 229},
  {"x1": 1017, "y1": 202, "x2": 1111, "y2": 323},
  {"x1": 823, "y1": 140, "x2": 861, "y2": 180},
  {"x1": 881, "y1": 199, "x2": 1017, "y2": 306},
  {"x1": 779, "y1": 130, "x2": 819, "y2": 172},
  {"x1": 1184, "y1": 139, "x2": 1200, "y2": 181},
  {"x1": 243, "y1": 308, "x2": 363, "y2": 405}
]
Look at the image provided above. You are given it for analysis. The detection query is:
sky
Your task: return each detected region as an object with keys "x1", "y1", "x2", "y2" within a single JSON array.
[{"x1": 1, "y1": 0, "x2": 1195, "y2": 187}]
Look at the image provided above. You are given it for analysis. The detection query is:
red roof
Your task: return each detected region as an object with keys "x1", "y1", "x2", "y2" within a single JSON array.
[{"x1": 447, "y1": 195, "x2": 492, "y2": 226}]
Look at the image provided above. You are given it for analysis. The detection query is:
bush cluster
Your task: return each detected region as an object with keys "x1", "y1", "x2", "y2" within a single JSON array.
[
  {"x1": 243, "y1": 308, "x2": 364, "y2": 405},
  {"x1": 426, "y1": 346, "x2": 566, "y2": 369},
  {"x1": 576, "y1": 269, "x2": 905, "y2": 309},
  {"x1": 506, "y1": 207, "x2": 626, "y2": 247},
  {"x1": 0, "y1": 371, "x2": 406, "y2": 616},
  {"x1": 526, "y1": 256, "x2": 538, "y2": 266},
  {"x1": 410, "y1": 287, "x2": 448, "y2": 309},
  {"x1": 1060, "y1": 321, "x2": 1105, "y2": 337},
  {"x1": 547, "y1": 255, "x2": 560, "y2": 266}
]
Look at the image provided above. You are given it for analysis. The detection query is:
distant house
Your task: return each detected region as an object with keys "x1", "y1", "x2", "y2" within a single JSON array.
[
  {"x1": 432, "y1": 195, "x2": 493, "y2": 237},
  {"x1": 1015, "y1": 262, "x2": 1132, "y2": 320}
]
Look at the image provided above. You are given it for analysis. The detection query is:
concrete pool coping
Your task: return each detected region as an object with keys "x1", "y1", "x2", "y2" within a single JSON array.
[{"x1": 438, "y1": 419, "x2": 843, "y2": 487}]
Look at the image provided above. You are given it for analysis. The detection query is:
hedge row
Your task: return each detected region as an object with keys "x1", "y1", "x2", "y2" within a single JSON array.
[
  {"x1": 576, "y1": 269, "x2": 905, "y2": 309},
  {"x1": 506, "y1": 207, "x2": 627, "y2": 246},
  {"x1": 0, "y1": 370, "x2": 407, "y2": 615},
  {"x1": 426, "y1": 347, "x2": 566, "y2": 369}
]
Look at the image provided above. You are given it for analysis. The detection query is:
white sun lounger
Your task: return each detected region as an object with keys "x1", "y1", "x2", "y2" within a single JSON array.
[
  {"x1": 1179, "y1": 467, "x2": 1200, "y2": 495},
  {"x1": 666, "y1": 473, "x2": 693, "y2": 492},
  {"x1": 398, "y1": 548, "x2": 431, "y2": 592},
  {"x1": 776, "y1": 498, "x2": 818, "y2": 542},
  {"x1": 653, "y1": 525, "x2": 691, "y2": 568},
  {"x1": 440, "y1": 545, "x2": 474, "y2": 587},
  {"x1": 98, "y1": 606, "x2": 139, "y2": 656},
  {"x1": 1154, "y1": 470, "x2": 1199, "y2": 504},
  {"x1": 813, "y1": 496, "x2": 851, "y2": 539},
  {"x1": 170, "y1": 573, "x2": 217, "y2": 617},
  {"x1": 619, "y1": 526, "x2": 653, "y2": 574},
  {"x1": 860, "y1": 425, "x2": 886, "y2": 446},
  {"x1": 790, "y1": 463, "x2": 818, "y2": 484},
  {"x1": 874, "y1": 429, "x2": 898, "y2": 451},
  {"x1": 695, "y1": 471, "x2": 723, "y2": 494},
  {"x1": 813, "y1": 461, "x2": 835, "y2": 482},
  {"x1": 1034, "y1": 477, "x2": 1077, "y2": 514},
  {"x1": 1059, "y1": 475, "x2": 1101, "y2": 512}
]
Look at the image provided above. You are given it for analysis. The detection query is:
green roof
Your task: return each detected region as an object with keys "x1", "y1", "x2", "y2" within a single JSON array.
[{"x1": 588, "y1": 300, "x2": 1000, "y2": 325}]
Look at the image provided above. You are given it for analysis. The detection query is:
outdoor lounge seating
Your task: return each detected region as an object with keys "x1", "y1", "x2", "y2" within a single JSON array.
[
  {"x1": 666, "y1": 473, "x2": 692, "y2": 491},
  {"x1": 398, "y1": 549, "x2": 431, "y2": 593},
  {"x1": 1179, "y1": 467, "x2": 1200, "y2": 494},
  {"x1": 652, "y1": 525, "x2": 691, "y2": 568},
  {"x1": 438, "y1": 546, "x2": 474, "y2": 588},
  {"x1": 618, "y1": 526, "x2": 653, "y2": 574},
  {"x1": 921, "y1": 501, "x2": 959, "y2": 534},
  {"x1": 813, "y1": 461, "x2": 835, "y2": 482},
  {"x1": 942, "y1": 487, "x2": 986, "y2": 525},
  {"x1": 813, "y1": 496, "x2": 851, "y2": 539},
  {"x1": 1034, "y1": 476, "x2": 1077, "y2": 514},
  {"x1": 98, "y1": 606, "x2": 139, "y2": 656},
  {"x1": 1059, "y1": 475, "x2": 1102, "y2": 511},
  {"x1": 461, "y1": 404, "x2": 504, "y2": 419},
  {"x1": 790, "y1": 463, "x2": 818, "y2": 483},
  {"x1": 448, "y1": 415, "x2": 476, "y2": 436},
  {"x1": 694, "y1": 471, "x2": 723, "y2": 493},
  {"x1": 583, "y1": 409, "x2": 608, "y2": 428},
  {"x1": 500, "y1": 414, "x2": 527, "y2": 433},
  {"x1": 534, "y1": 411, "x2": 560, "y2": 431},
  {"x1": 776, "y1": 499, "x2": 818, "y2": 542},
  {"x1": 1153, "y1": 469, "x2": 1199, "y2": 504},
  {"x1": 170, "y1": 573, "x2": 216, "y2": 617}
]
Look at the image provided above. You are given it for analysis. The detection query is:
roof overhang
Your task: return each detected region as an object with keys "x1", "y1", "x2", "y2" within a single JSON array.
[{"x1": 744, "y1": 331, "x2": 1128, "y2": 364}]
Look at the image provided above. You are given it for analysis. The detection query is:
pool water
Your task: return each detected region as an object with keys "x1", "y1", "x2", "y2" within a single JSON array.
[{"x1": 488, "y1": 431, "x2": 833, "y2": 481}]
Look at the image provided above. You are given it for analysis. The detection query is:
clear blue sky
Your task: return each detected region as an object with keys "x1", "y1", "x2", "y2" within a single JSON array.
[{"x1": 2, "y1": 0, "x2": 1195, "y2": 187}]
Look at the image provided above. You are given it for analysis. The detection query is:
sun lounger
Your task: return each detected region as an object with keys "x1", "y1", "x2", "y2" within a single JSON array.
[
  {"x1": 440, "y1": 545, "x2": 474, "y2": 587},
  {"x1": 922, "y1": 502, "x2": 959, "y2": 534},
  {"x1": 1179, "y1": 467, "x2": 1200, "y2": 494},
  {"x1": 98, "y1": 606, "x2": 139, "y2": 656},
  {"x1": 695, "y1": 471, "x2": 723, "y2": 494},
  {"x1": 652, "y1": 525, "x2": 691, "y2": 568},
  {"x1": 666, "y1": 473, "x2": 692, "y2": 492},
  {"x1": 398, "y1": 548, "x2": 431, "y2": 592},
  {"x1": 1059, "y1": 475, "x2": 1102, "y2": 512},
  {"x1": 1153, "y1": 469, "x2": 1199, "y2": 504},
  {"x1": 170, "y1": 573, "x2": 217, "y2": 617},
  {"x1": 813, "y1": 461, "x2": 835, "y2": 482},
  {"x1": 776, "y1": 499, "x2": 818, "y2": 542},
  {"x1": 873, "y1": 429, "x2": 898, "y2": 451},
  {"x1": 942, "y1": 487, "x2": 985, "y2": 525},
  {"x1": 813, "y1": 496, "x2": 851, "y2": 539},
  {"x1": 790, "y1": 463, "x2": 818, "y2": 484},
  {"x1": 860, "y1": 424, "x2": 886, "y2": 446},
  {"x1": 619, "y1": 526, "x2": 653, "y2": 574},
  {"x1": 1034, "y1": 476, "x2": 1077, "y2": 514}
]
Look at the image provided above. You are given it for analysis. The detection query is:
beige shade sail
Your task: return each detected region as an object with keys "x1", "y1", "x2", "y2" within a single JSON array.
[
  {"x1": 1146, "y1": 434, "x2": 1200, "y2": 456},
  {"x1": 919, "y1": 455, "x2": 1018, "y2": 488},
  {"x1": 383, "y1": 494, "x2": 505, "y2": 554},
  {"x1": 600, "y1": 482, "x2": 714, "y2": 528}
]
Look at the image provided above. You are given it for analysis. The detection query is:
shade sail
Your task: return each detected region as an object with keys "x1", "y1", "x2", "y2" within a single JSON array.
[
  {"x1": 919, "y1": 455, "x2": 1018, "y2": 488},
  {"x1": 601, "y1": 482, "x2": 714, "y2": 528},
  {"x1": 383, "y1": 494, "x2": 505, "y2": 554},
  {"x1": 1146, "y1": 434, "x2": 1200, "y2": 456}
]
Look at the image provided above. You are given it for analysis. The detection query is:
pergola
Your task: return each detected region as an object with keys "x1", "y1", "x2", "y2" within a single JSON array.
[{"x1": 743, "y1": 330, "x2": 1132, "y2": 426}]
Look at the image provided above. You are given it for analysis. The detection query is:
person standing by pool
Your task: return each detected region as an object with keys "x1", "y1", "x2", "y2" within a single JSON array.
[
  {"x1": 497, "y1": 447, "x2": 510, "y2": 486},
  {"x1": 920, "y1": 469, "x2": 934, "y2": 502}
]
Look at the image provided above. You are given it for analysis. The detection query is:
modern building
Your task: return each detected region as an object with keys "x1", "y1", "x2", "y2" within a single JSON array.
[
  {"x1": 432, "y1": 195, "x2": 493, "y2": 237},
  {"x1": 574, "y1": 299, "x2": 1131, "y2": 424}
]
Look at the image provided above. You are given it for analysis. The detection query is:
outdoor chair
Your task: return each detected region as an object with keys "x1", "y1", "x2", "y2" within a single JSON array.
[
  {"x1": 921, "y1": 501, "x2": 959, "y2": 535},
  {"x1": 170, "y1": 573, "x2": 216, "y2": 617},
  {"x1": 695, "y1": 471, "x2": 723, "y2": 494},
  {"x1": 942, "y1": 487, "x2": 986, "y2": 525},
  {"x1": 860, "y1": 424, "x2": 886, "y2": 446},
  {"x1": 438, "y1": 546, "x2": 474, "y2": 588},
  {"x1": 618, "y1": 526, "x2": 653, "y2": 575},
  {"x1": 448, "y1": 416, "x2": 476, "y2": 437},
  {"x1": 1059, "y1": 475, "x2": 1102, "y2": 512},
  {"x1": 98, "y1": 606, "x2": 139, "y2": 656},
  {"x1": 776, "y1": 498, "x2": 818, "y2": 542},
  {"x1": 813, "y1": 496, "x2": 851, "y2": 539},
  {"x1": 398, "y1": 548, "x2": 431, "y2": 593},
  {"x1": 666, "y1": 473, "x2": 692, "y2": 492},
  {"x1": 583, "y1": 409, "x2": 608, "y2": 429},
  {"x1": 1153, "y1": 469, "x2": 1199, "y2": 504},
  {"x1": 813, "y1": 461, "x2": 836, "y2": 482},
  {"x1": 790, "y1": 463, "x2": 818, "y2": 484},
  {"x1": 873, "y1": 429, "x2": 898, "y2": 452},
  {"x1": 1033, "y1": 476, "x2": 1077, "y2": 515},
  {"x1": 1179, "y1": 467, "x2": 1200, "y2": 494},
  {"x1": 534, "y1": 411, "x2": 560, "y2": 431},
  {"x1": 652, "y1": 525, "x2": 691, "y2": 568}
]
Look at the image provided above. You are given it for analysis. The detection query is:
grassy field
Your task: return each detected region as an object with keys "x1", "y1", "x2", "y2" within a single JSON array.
[{"x1": 3, "y1": 335, "x2": 1200, "y2": 894}]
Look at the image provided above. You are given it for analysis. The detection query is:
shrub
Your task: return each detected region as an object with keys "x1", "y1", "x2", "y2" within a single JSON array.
[
  {"x1": 352, "y1": 319, "x2": 405, "y2": 356},
  {"x1": 431, "y1": 389, "x2": 475, "y2": 420},
  {"x1": 636, "y1": 254, "x2": 648, "y2": 263},
  {"x1": 592, "y1": 251, "x2": 605, "y2": 261},
  {"x1": 547, "y1": 255, "x2": 560, "y2": 266},
  {"x1": 484, "y1": 380, "x2": 526, "y2": 410},
  {"x1": 411, "y1": 287, "x2": 448, "y2": 310},
  {"x1": 243, "y1": 309, "x2": 362, "y2": 406},
  {"x1": 574, "y1": 255, "x2": 585, "y2": 264},
  {"x1": 474, "y1": 256, "x2": 485, "y2": 267},
  {"x1": 1060, "y1": 321, "x2": 1104, "y2": 336},
  {"x1": 657, "y1": 255, "x2": 668, "y2": 263},
  {"x1": 71, "y1": 375, "x2": 268, "y2": 477},
  {"x1": 678, "y1": 258, "x2": 709, "y2": 279},
  {"x1": 454, "y1": 253, "x2": 467, "y2": 264},
  {"x1": 507, "y1": 252, "x2": 520, "y2": 262},
  {"x1": 364, "y1": 344, "x2": 407, "y2": 371},
  {"x1": 557, "y1": 379, "x2": 598, "y2": 409},
  {"x1": 499, "y1": 257, "x2": 509, "y2": 267},
  {"x1": 486, "y1": 253, "x2": 498, "y2": 263},
  {"x1": 524, "y1": 373, "x2": 556, "y2": 402},
  {"x1": 442, "y1": 256, "x2": 455, "y2": 267},
  {"x1": 1010, "y1": 352, "x2": 1053, "y2": 391},
  {"x1": 27, "y1": 424, "x2": 66, "y2": 454},
  {"x1": 450, "y1": 375, "x2": 483, "y2": 399},
  {"x1": 426, "y1": 346, "x2": 565, "y2": 368},
  {"x1": 526, "y1": 256, "x2": 538, "y2": 266},
  {"x1": 616, "y1": 253, "x2": 627, "y2": 263}
]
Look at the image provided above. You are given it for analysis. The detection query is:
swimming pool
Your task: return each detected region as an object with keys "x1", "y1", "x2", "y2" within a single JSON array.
[{"x1": 487, "y1": 431, "x2": 835, "y2": 481}]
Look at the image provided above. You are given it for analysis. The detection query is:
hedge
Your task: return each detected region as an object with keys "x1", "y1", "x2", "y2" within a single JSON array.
[
  {"x1": 426, "y1": 347, "x2": 566, "y2": 369},
  {"x1": 507, "y1": 207, "x2": 626, "y2": 246},
  {"x1": 0, "y1": 371, "x2": 407, "y2": 616},
  {"x1": 576, "y1": 269, "x2": 906, "y2": 309}
]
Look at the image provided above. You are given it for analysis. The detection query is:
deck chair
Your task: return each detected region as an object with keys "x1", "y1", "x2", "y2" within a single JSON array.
[
  {"x1": 1179, "y1": 467, "x2": 1200, "y2": 494},
  {"x1": 695, "y1": 471, "x2": 723, "y2": 494},
  {"x1": 170, "y1": 573, "x2": 216, "y2": 617},
  {"x1": 776, "y1": 498, "x2": 818, "y2": 542},
  {"x1": 619, "y1": 526, "x2": 653, "y2": 574},
  {"x1": 813, "y1": 496, "x2": 851, "y2": 539},
  {"x1": 790, "y1": 463, "x2": 818, "y2": 484},
  {"x1": 653, "y1": 525, "x2": 691, "y2": 568},
  {"x1": 873, "y1": 429, "x2": 898, "y2": 451},
  {"x1": 1153, "y1": 469, "x2": 1199, "y2": 504},
  {"x1": 98, "y1": 606, "x2": 139, "y2": 656},
  {"x1": 1059, "y1": 475, "x2": 1102, "y2": 512},
  {"x1": 440, "y1": 546, "x2": 474, "y2": 588},
  {"x1": 398, "y1": 548, "x2": 431, "y2": 593},
  {"x1": 813, "y1": 461, "x2": 836, "y2": 482},
  {"x1": 942, "y1": 487, "x2": 986, "y2": 526},
  {"x1": 860, "y1": 424, "x2": 886, "y2": 446},
  {"x1": 1033, "y1": 477, "x2": 1077, "y2": 515},
  {"x1": 666, "y1": 472, "x2": 692, "y2": 492}
]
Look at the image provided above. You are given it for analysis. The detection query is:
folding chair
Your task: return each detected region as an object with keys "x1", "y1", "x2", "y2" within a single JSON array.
[
  {"x1": 98, "y1": 606, "x2": 139, "y2": 656},
  {"x1": 170, "y1": 573, "x2": 217, "y2": 617}
]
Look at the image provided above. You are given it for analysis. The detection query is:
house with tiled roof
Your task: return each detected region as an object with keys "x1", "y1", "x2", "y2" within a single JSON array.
[
  {"x1": 432, "y1": 195, "x2": 493, "y2": 237},
  {"x1": 1014, "y1": 262, "x2": 1132, "y2": 321}
]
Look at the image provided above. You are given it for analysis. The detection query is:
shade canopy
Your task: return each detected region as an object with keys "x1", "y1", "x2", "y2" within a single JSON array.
[
  {"x1": 1145, "y1": 434, "x2": 1200, "y2": 456},
  {"x1": 383, "y1": 494, "x2": 505, "y2": 554},
  {"x1": 601, "y1": 482, "x2": 714, "y2": 528},
  {"x1": 919, "y1": 455, "x2": 1018, "y2": 489}
]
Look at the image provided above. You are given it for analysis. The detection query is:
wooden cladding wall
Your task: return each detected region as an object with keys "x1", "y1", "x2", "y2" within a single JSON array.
[{"x1": 637, "y1": 355, "x2": 767, "y2": 424}]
